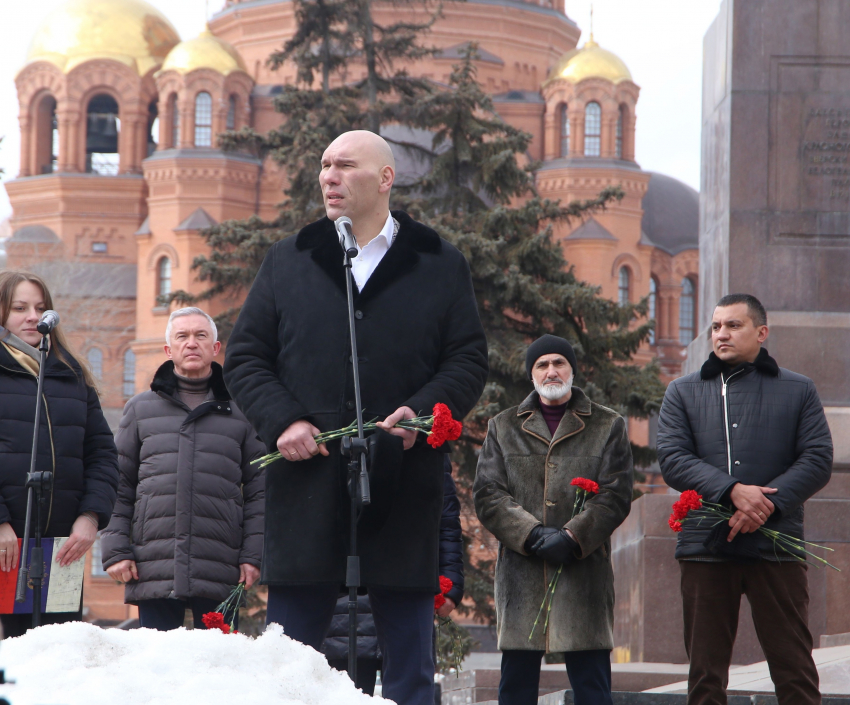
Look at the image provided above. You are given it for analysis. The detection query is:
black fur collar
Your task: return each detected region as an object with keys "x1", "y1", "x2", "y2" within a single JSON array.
[
  {"x1": 700, "y1": 348, "x2": 779, "y2": 380},
  {"x1": 295, "y1": 210, "x2": 442, "y2": 304},
  {"x1": 151, "y1": 360, "x2": 231, "y2": 401}
]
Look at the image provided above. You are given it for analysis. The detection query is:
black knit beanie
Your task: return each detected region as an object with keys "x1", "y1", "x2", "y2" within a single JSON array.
[{"x1": 525, "y1": 334, "x2": 578, "y2": 380}]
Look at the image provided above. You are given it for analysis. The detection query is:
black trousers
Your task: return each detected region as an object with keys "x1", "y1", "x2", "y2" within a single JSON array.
[
  {"x1": 138, "y1": 597, "x2": 230, "y2": 631},
  {"x1": 499, "y1": 649, "x2": 613, "y2": 705},
  {"x1": 328, "y1": 657, "x2": 382, "y2": 696},
  {"x1": 267, "y1": 584, "x2": 435, "y2": 705},
  {"x1": 680, "y1": 560, "x2": 820, "y2": 705}
]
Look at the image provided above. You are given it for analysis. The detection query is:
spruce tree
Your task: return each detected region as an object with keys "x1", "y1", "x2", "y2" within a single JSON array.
[{"x1": 391, "y1": 46, "x2": 665, "y2": 627}]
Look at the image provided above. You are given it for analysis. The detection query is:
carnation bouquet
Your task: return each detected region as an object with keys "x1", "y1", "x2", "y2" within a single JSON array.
[
  {"x1": 669, "y1": 490, "x2": 838, "y2": 571},
  {"x1": 253, "y1": 403, "x2": 462, "y2": 468},
  {"x1": 529, "y1": 477, "x2": 599, "y2": 640},
  {"x1": 202, "y1": 582, "x2": 247, "y2": 634},
  {"x1": 434, "y1": 575, "x2": 469, "y2": 672}
]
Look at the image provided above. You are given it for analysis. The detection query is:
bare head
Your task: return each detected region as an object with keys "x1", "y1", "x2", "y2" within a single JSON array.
[
  {"x1": 164, "y1": 307, "x2": 221, "y2": 378},
  {"x1": 319, "y1": 130, "x2": 395, "y2": 227},
  {"x1": 711, "y1": 294, "x2": 768, "y2": 365}
]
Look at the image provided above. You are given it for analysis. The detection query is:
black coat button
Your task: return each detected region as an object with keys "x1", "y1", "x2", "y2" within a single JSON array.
[
  {"x1": 346, "y1": 401, "x2": 355, "y2": 410},
  {"x1": 355, "y1": 310, "x2": 364, "y2": 319}
]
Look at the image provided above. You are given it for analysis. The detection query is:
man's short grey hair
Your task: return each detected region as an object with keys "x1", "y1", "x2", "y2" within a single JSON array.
[{"x1": 165, "y1": 307, "x2": 218, "y2": 344}]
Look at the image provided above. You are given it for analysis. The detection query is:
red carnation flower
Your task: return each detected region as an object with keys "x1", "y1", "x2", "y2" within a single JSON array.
[
  {"x1": 435, "y1": 575, "x2": 454, "y2": 610},
  {"x1": 680, "y1": 490, "x2": 703, "y2": 511},
  {"x1": 570, "y1": 478, "x2": 599, "y2": 494},
  {"x1": 668, "y1": 516, "x2": 683, "y2": 532},
  {"x1": 428, "y1": 404, "x2": 463, "y2": 448},
  {"x1": 202, "y1": 612, "x2": 227, "y2": 631}
]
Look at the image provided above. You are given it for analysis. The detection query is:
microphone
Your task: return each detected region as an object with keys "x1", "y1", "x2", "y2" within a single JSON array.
[
  {"x1": 37, "y1": 310, "x2": 60, "y2": 335},
  {"x1": 334, "y1": 217, "x2": 359, "y2": 259}
]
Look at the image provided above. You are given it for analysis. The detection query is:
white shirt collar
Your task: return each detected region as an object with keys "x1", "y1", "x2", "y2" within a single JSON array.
[{"x1": 356, "y1": 212, "x2": 396, "y2": 253}]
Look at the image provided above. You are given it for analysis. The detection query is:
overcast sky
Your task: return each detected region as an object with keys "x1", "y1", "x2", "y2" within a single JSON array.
[{"x1": 0, "y1": 0, "x2": 723, "y2": 222}]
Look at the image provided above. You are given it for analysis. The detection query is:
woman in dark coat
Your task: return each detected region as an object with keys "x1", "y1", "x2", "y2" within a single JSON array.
[{"x1": 0, "y1": 271, "x2": 119, "y2": 637}]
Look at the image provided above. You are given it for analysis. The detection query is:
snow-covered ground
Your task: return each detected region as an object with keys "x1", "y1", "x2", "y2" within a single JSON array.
[{"x1": 0, "y1": 622, "x2": 390, "y2": 705}]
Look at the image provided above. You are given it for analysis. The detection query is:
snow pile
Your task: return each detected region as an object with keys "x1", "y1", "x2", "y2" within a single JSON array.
[{"x1": 0, "y1": 622, "x2": 391, "y2": 705}]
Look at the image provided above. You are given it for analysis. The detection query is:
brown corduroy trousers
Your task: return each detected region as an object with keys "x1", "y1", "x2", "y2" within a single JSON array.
[{"x1": 680, "y1": 560, "x2": 821, "y2": 705}]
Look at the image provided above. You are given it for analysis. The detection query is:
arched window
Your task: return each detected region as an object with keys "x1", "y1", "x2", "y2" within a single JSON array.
[
  {"x1": 169, "y1": 93, "x2": 179, "y2": 148},
  {"x1": 618, "y1": 266, "x2": 630, "y2": 306},
  {"x1": 147, "y1": 99, "x2": 158, "y2": 157},
  {"x1": 85, "y1": 94, "x2": 120, "y2": 175},
  {"x1": 87, "y1": 348, "x2": 103, "y2": 382},
  {"x1": 157, "y1": 257, "x2": 172, "y2": 299},
  {"x1": 649, "y1": 276, "x2": 658, "y2": 344},
  {"x1": 123, "y1": 349, "x2": 136, "y2": 398},
  {"x1": 194, "y1": 92, "x2": 213, "y2": 147},
  {"x1": 226, "y1": 95, "x2": 237, "y2": 131},
  {"x1": 616, "y1": 105, "x2": 626, "y2": 159},
  {"x1": 679, "y1": 277, "x2": 696, "y2": 345},
  {"x1": 35, "y1": 94, "x2": 58, "y2": 174},
  {"x1": 584, "y1": 102, "x2": 601, "y2": 157},
  {"x1": 560, "y1": 103, "x2": 569, "y2": 157}
]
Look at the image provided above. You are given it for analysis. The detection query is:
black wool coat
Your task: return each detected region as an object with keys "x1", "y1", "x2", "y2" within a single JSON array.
[
  {"x1": 223, "y1": 211, "x2": 488, "y2": 591},
  {"x1": 0, "y1": 343, "x2": 118, "y2": 537},
  {"x1": 657, "y1": 349, "x2": 833, "y2": 559}
]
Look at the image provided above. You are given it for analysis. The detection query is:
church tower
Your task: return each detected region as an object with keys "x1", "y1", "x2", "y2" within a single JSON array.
[{"x1": 133, "y1": 28, "x2": 257, "y2": 386}]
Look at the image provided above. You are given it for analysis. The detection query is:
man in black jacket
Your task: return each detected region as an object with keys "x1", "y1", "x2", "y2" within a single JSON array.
[
  {"x1": 656, "y1": 294, "x2": 833, "y2": 705},
  {"x1": 224, "y1": 130, "x2": 488, "y2": 705}
]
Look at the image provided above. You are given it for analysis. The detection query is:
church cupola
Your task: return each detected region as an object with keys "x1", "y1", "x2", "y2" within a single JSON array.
[
  {"x1": 541, "y1": 35, "x2": 639, "y2": 162},
  {"x1": 155, "y1": 28, "x2": 253, "y2": 150}
]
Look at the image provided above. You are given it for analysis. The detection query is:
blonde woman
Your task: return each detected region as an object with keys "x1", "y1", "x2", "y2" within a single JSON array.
[{"x1": 0, "y1": 271, "x2": 118, "y2": 638}]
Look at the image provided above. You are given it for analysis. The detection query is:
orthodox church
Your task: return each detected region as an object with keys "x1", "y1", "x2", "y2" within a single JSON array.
[{"x1": 4, "y1": 0, "x2": 698, "y2": 618}]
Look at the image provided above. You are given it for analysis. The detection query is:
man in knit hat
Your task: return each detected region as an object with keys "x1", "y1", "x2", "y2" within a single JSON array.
[{"x1": 474, "y1": 334, "x2": 633, "y2": 705}]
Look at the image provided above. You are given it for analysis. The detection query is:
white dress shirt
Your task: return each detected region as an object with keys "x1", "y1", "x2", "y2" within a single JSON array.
[{"x1": 350, "y1": 212, "x2": 397, "y2": 291}]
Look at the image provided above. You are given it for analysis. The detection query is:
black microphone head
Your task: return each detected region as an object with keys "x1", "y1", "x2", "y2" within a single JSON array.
[
  {"x1": 334, "y1": 216, "x2": 359, "y2": 259},
  {"x1": 37, "y1": 310, "x2": 60, "y2": 335}
]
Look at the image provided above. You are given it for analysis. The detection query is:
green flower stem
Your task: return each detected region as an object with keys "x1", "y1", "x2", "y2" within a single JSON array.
[
  {"x1": 680, "y1": 505, "x2": 839, "y2": 571},
  {"x1": 214, "y1": 582, "x2": 246, "y2": 629},
  {"x1": 252, "y1": 413, "x2": 439, "y2": 468}
]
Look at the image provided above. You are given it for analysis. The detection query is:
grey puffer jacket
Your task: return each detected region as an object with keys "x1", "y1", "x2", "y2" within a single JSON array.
[
  {"x1": 656, "y1": 349, "x2": 833, "y2": 560},
  {"x1": 474, "y1": 388, "x2": 633, "y2": 653},
  {"x1": 101, "y1": 361, "x2": 266, "y2": 604}
]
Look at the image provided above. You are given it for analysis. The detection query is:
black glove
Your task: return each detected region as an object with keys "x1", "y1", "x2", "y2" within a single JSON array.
[
  {"x1": 524, "y1": 525, "x2": 558, "y2": 554},
  {"x1": 702, "y1": 522, "x2": 762, "y2": 563},
  {"x1": 526, "y1": 525, "x2": 579, "y2": 566}
]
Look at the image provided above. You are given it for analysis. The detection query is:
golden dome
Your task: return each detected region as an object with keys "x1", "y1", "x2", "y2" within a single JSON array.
[
  {"x1": 546, "y1": 37, "x2": 632, "y2": 85},
  {"x1": 159, "y1": 29, "x2": 247, "y2": 76},
  {"x1": 25, "y1": 0, "x2": 180, "y2": 76}
]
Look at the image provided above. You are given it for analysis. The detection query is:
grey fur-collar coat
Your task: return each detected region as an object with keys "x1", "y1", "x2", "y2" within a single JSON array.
[{"x1": 473, "y1": 388, "x2": 633, "y2": 653}]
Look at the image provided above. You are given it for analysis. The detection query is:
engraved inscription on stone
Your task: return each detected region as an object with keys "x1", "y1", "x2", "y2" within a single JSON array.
[{"x1": 804, "y1": 107, "x2": 850, "y2": 205}]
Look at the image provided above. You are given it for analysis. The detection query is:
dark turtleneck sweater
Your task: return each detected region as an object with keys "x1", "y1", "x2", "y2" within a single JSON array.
[
  {"x1": 175, "y1": 371, "x2": 212, "y2": 410},
  {"x1": 539, "y1": 399, "x2": 568, "y2": 436}
]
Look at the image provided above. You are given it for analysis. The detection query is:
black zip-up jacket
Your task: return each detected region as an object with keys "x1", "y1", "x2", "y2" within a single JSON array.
[
  {"x1": 0, "y1": 343, "x2": 118, "y2": 537},
  {"x1": 656, "y1": 349, "x2": 833, "y2": 559}
]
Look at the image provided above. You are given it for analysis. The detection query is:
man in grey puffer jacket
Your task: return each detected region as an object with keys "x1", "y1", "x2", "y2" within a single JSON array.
[
  {"x1": 657, "y1": 294, "x2": 832, "y2": 705},
  {"x1": 101, "y1": 308, "x2": 266, "y2": 630}
]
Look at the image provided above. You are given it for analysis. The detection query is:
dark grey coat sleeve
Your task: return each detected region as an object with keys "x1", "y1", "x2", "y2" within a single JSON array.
[
  {"x1": 238, "y1": 427, "x2": 266, "y2": 567},
  {"x1": 100, "y1": 399, "x2": 140, "y2": 568},
  {"x1": 77, "y1": 385, "x2": 119, "y2": 529},
  {"x1": 402, "y1": 254, "x2": 488, "y2": 420},
  {"x1": 223, "y1": 246, "x2": 310, "y2": 447},
  {"x1": 656, "y1": 380, "x2": 739, "y2": 503},
  {"x1": 767, "y1": 379, "x2": 833, "y2": 516}
]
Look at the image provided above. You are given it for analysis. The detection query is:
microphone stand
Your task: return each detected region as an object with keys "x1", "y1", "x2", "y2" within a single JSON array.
[
  {"x1": 339, "y1": 234, "x2": 372, "y2": 685},
  {"x1": 15, "y1": 332, "x2": 53, "y2": 628}
]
